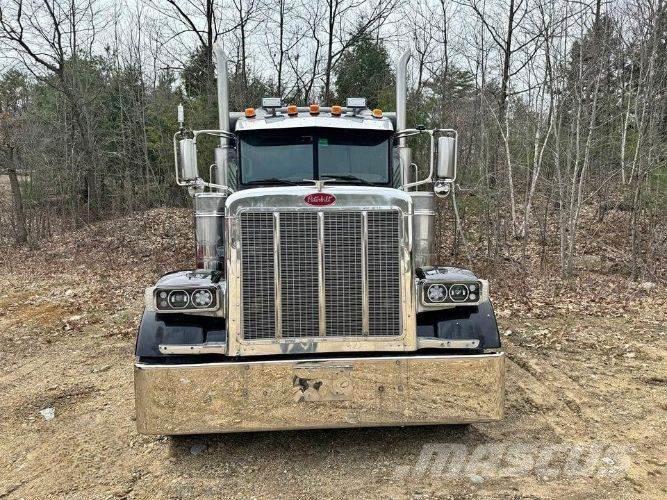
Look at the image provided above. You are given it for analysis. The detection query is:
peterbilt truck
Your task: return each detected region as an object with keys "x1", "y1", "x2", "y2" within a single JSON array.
[{"x1": 134, "y1": 45, "x2": 505, "y2": 435}]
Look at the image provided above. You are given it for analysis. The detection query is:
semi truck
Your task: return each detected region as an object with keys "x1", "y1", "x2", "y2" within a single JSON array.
[{"x1": 134, "y1": 45, "x2": 505, "y2": 435}]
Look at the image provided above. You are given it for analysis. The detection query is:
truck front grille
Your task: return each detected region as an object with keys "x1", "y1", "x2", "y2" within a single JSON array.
[{"x1": 239, "y1": 210, "x2": 401, "y2": 340}]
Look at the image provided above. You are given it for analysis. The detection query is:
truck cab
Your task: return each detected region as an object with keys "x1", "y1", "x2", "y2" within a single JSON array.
[{"x1": 134, "y1": 46, "x2": 505, "y2": 435}]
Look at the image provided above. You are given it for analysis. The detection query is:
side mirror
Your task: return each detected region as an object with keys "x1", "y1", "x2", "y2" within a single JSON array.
[
  {"x1": 437, "y1": 136, "x2": 456, "y2": 181},
  {"x1": 179, "y1": 138, "x2": 199, "y2": 181}
]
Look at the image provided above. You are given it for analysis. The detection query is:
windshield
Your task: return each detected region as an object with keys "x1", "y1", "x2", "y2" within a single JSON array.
[{"x1": 239, "y1": 127, "x2": 392, "y2": 185}]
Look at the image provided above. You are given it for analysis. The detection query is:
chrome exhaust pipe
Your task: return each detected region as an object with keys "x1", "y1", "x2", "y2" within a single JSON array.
[
  {"x1": 396, "y1": 49, "x2": 412, "y2": 187},
  {"x1": 213, "y1": 43, "x2": 230, "y2": 141},
  {"x1": 213, "y1": 43, "x2": 230, "y2": 190},
  {"x1": 396, "y1": 49, "x2": 411, "y2": 145}
]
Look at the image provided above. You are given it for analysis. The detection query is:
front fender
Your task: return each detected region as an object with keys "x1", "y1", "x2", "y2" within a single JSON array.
[
  {"x1": 416, "y1": 299, "x2": 501, "y2": 349},
  {"x1": 135, "y1": 310, "x2": 227, "y2": 358}
]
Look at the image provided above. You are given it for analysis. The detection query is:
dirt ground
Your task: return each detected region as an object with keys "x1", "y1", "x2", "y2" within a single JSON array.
[{"x1": 0, "y1": 209, "x2": 665, "y2": 499}]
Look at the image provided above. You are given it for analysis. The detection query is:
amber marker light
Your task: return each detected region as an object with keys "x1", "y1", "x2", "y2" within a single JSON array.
[
  {"x1": 331, "y1": 105, "x2": 342, "y2": 116},
  {"x1": 287, "y1": 104, "x2": 298, "y2": 116},
  {"x1": 372, "y1": 108, "x2": 383, "y2": 118},
  {"x1": 309, "y1": 103, "x2": 320, "y2": 115},
  {"x1": 244, "y1": 107, "x2": 256, "y2": 118}
]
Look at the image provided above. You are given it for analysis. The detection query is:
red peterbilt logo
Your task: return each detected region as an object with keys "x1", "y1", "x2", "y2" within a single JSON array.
[{"x1": 304, "y1": 193, "x2": 336, "y2": 206}]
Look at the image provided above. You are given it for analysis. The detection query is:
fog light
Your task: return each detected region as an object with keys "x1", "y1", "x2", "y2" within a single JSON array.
[
  {"x1": 427, "y1": 284, "x2": 447, "y2": 303},
  {"x1": 449, "y1": 284, "x2": 469, "y2": 302},
  {"x1": 192, "y1": 288, "x2": 213, "y2": 308}
]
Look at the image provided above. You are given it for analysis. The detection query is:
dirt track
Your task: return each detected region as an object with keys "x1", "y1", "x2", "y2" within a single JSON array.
[{"x1": 0, "y1": 210, "x2": 665, "y2": 499}]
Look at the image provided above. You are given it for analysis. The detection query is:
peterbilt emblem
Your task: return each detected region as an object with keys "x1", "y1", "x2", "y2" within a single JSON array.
[{"x1": 304, "y1": 193, "x2": 336, "y2": 206}]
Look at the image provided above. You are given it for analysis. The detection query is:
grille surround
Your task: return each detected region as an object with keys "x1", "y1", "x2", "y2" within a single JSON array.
[{"x1": 239, "y1": 209, "x2": 402, "y2": 341}]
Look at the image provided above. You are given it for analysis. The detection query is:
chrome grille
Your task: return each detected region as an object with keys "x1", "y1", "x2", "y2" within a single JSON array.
[
  {"x1": 240, "y1": 210, "x2": 401, "y2": 340},
  {"x1": 324, "y1": 212, "x2": 363, "y2": 336},
  {"x1": 240, "y1": 212, "x2": 275, "y2": 339},
  {"x1": 279, "y1": 212, "x2": 319, "y2": 338},
  {"x1": 367, "y1": 211, "x2": 401, "y2": 336}
]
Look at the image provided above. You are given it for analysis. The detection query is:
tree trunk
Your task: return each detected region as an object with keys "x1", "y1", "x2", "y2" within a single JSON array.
[{"x1": 7, "y1": 149, "x2": 28, "y2": 245}]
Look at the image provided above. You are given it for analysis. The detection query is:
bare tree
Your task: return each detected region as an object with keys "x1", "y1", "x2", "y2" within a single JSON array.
[
  {"x1": 0, "y1": 0, "x2": 104, "y2": 216},
  {"x1": 0, "y1": 87, "x2": 28, "y2": 244}
]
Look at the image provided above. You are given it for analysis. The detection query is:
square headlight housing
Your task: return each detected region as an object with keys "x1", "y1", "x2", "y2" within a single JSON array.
[
  {"x1": 421, "y1": 281, "x2": 483, "y2": 306},
  {"x1": 152, "y1": 286, "x2": 220, "y2": 313},
  {"x1": 417, "y1": 267, "x2": 488, "y2": 311}
]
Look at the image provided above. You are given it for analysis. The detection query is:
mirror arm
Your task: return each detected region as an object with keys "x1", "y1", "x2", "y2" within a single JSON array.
[
  {"x1": 402, "y1": 130, "x2": 436, "y2": 190},
  {"x1": 394, "y1": 128, "x2": 423, "y2": 140},
  {"x1": 194, "y1": 129, "x2": 236, "y2": 141}
]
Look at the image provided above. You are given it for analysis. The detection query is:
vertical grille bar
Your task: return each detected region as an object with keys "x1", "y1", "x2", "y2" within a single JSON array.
[
  {"x1": 273, "y1": 212, "x2": 282, "y2": 339},
  {"x1": 317, "y1": 211, "x2": 326, "y2": 337},
  {"x1": 361, "y1": 211, "x2": 369, "y2": 335}
]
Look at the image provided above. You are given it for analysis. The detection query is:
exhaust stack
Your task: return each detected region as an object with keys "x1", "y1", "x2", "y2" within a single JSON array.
[
  {"x1": 214, "y1": 43, "x2": 230, "y2": 144},
  {"x1": 397, "y1": 49, "x2": 434, "y2": 267},
  {"x1": 213, "y1": 43, "x2": 231, "y2": 189},
  {"x1": 396, "y1": 49, "x2": 412, "y2": 187},
  {"x1": 193, "y1": 43, "x2": 231, "y2": 272}
]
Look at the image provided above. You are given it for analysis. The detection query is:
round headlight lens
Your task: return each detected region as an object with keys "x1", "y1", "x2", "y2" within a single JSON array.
[
  {"x1": 449, "y1": 284, "x2": 469, "y2": 302},
  {"x1": 192, "y1": 288, "x2": 214, "y2": 308},
  {"x1": 168, "y1": 290, "x2": 189, "y2": 308},
  {"x1": 427, "y1": 284, "x2": 447, "y2": 303}
]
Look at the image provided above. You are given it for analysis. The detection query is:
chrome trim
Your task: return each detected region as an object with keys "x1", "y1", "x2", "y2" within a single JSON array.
[
  {"x1": 361, "y1": 211, "x2": 369, "y2": 335},
  {"x1": 134, "y1": 352, "x2": 505, "y2": 435},
  {"x1": 317, "y1": 211, "x2": 326, "y2": 337},
  {"x1": 273, "y1": 212, "x2": 282, "y2": 339},
  {"x1": 417, "y1": 338, "x2": 480, "y2": 349},
  {"x1": 234, "y1": 114, "x2": 394, "y2": 132},
  {"x1": 226, "y1": 186, "x2": 412, "y2": 213},
  {"x1": 158, "y1": 342, "x2": 227, "y2": 355}
]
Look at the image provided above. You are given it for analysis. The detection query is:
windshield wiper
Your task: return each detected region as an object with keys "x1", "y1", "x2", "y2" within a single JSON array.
[
  {"x1": 321, "y1": 174, "x2": 372, "y2": 185},
  {"x1": 244, "y1": 178, "x2": 299, "y2": 186}
]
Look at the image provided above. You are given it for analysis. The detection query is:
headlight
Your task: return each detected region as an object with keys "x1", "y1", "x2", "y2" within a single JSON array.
[
  {"x1": 426, "y1": 284, "x2": 447, "y2": 302},
  {"x1": 192, "y1": 288, "x2": 213, "y2": 308},
  {"x1": 154, "y1": 287, "x2": 218, "y2": 312},
  {"x1": 168, "y1": 290, "x2": 190, "y2": 308},
  {"x1": 420, "y1": 280, "x2": 483, "y2": 307},
  {"x1": 448, "y1": 284, "x2": 469, "y2": 302}
]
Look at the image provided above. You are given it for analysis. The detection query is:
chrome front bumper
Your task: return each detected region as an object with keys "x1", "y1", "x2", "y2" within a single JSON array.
[{"x1": 135, "y1": 352, "x2": 505, "y2": 435}]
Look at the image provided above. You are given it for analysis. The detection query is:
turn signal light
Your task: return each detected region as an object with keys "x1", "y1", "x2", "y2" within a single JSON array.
[
  {"x1": 309, "y1": 103, "x2": 320, "y2": 115},
  {"x1": 244, "y1": 107, "x2": 256, "y2": 118},
  {"x1": 331, "y1": 105, "x2": 342, "y2": 116},
  {"x1": 287, "y1": 104, "x2": 298, "y2": 116},
  {"x1": 372, "y1": 108, "x2": 383, "y2": 118}
]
